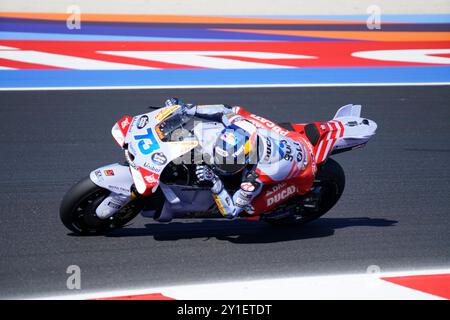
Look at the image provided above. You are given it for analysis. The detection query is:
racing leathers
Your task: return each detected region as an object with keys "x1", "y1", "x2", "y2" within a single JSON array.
[{"x1": 183, "y1": 102, "x2": 316, "y2": 219}]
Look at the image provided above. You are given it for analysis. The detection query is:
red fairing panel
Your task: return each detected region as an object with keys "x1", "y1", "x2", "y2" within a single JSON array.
[
  {"x1": 312, "y1": 121, "x2": 345, "y2": 164},
  {"x1": 112, "y1": 115, "x2": 133, "y2": 147},
  {"x1": 252, "y1": 135, "x2": 316, "y2": 215},
  {"x1": 233, "y1": 106, "x2": 291, "y2": 136},
  {"x1": 137, "y1": 166, "x2": 160, "y2": 196},
  {"x1": 291, "y1": 121, "x2": 345, "y2": 165},
  {"x1": 231, "y1": 107, "x2": 317, "y2": 215},
  {"x1": 251, "y1": 155, "x2": 315, "y2": 215},
  {"x1": 118, "y1": 116, "x2": 133, "y2": 136}
]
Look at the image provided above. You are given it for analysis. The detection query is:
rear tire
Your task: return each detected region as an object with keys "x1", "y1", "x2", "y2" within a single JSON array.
[
  {"x1": 265, "y1": 158, "x2": 345, "y2": 226},
  {"x1": 60, "y1": 177, "x2": 142, "y2": 235}
]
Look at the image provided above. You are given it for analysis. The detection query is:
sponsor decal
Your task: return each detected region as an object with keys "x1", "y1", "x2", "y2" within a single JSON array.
[
  {"x1": 143, "y1": 162, "x2": 162, "y2": 173},
  {"x1": 296, "y1": 150, "x2": 303, "y2": 163},
  {"x1": 241, "y1": 191, "x2": 253, "y2": 199},
  {"x1": 266, "y1": 185, "x2": 297, "y2": 206},
  {"x1": 264, "y1": 137, "x2": 272, "y2": 161},
  {"x1": 134, "y1": 129, "x2": 160, "y2": 155},
  {"x1": 94, "y1": 170, "x2": 102, "y2": 178},
  {"x1": 241, "y1": 182, "x2": 256, "y2": 192},
  {"x1": 144, "y1": 173, "x2": 158, "y2": 185},
  {"x1": 116, "y1": 116, "x2": 133, "y2": 137},
  {"x1": 155, "y1": 105, "x2": 180, "y2": 122},
  {"x1": 292, "y1": 141, "x2": 304, "y2": 163},
  {"x1": 249, "y1": 114, "x2": 289, "y2": 136},
  {"x1": 104, "y1": 169, "x2": 115, "y2": 176},
  {"x1": 221, "y1": 132, "x2": 238, "y2": 146},
  {"x1": 235, "y1": 196, "x2": 248, "y2": 208},
  {"x1": 93, "y1": 170, "x2": 104, "y2": 182},
  {"x1": 151, "y1": 152, "x2": 167, "y2": 165},
  {"x1": 120, "y1": 117, "x2": 130, "y2": 130},
  {"x1": 280, "y1": 139, "x2": 294, "y2": 162},
  {"x1": 238, "y1": 193, "x2": 253, "y2": 208},
  {"x1": 135, "y1": 167, "x2": 160, "y2": 194},
  {"x1": 108, "y1": 185, "x2": 131, "y2": 194},
  {"x1": 107, "y1": 201, "x2": 121, "y2": 210},
  {"x1": 265, "y1": 182, "x2": 287, "y2": 197},
  {"x1": 299, "y1": 136, "x2": 315, "y2": 173},
  {"x1": 137, "y1": 115, "x2": 149, "y2": 129}
]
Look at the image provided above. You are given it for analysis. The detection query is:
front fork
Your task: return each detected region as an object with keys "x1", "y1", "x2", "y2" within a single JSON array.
[{"x1": 95, "y1": 191, "x2": 137, "y2": 219}]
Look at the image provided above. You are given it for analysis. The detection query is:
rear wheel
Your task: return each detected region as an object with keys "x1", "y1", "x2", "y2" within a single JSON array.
[
  {"x1": 60, "y1": 177, "x2": 143, "y2": 235},
  {"x1": 265, "y1": 158, "x2": 345, "y2": 226}
]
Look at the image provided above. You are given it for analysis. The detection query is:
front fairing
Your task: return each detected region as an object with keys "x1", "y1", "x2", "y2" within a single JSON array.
[{"x1": 120, "y1": 107, "x2": 199, "y2": 195}]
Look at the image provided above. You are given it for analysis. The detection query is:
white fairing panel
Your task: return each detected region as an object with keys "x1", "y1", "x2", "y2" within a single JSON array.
[
  {"x1": 332, "y1": 104, "x2": 377, "y2": 153},
  {"x1": 155, "y1": 185, "x2": 216, "y2": 222},
  {"x1": 334, "y1": 104, "x2": 361, "y2": 119},
  {"x1": 89, "y1": 163, "x2": 134, "y2": 196},
  {"x1": 123, "y1": 107, "x2": 200, "y2": 195}
]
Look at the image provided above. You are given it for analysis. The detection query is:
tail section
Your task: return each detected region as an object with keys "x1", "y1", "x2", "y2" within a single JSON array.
[
  {"x1": 334, "y1": 104, "x2": 361, "y2": 119},
  {"x1": 313, "y1": 120, "x2": 345, "y2": 164},
  {"x1": 291, "y1": 104, "x2": 377, "y2": 165}
]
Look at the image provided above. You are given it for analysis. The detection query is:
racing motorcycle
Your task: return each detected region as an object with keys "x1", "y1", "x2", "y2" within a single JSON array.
[{"x1": 60, "y1": 103, "x2": 377, "y2": 235}]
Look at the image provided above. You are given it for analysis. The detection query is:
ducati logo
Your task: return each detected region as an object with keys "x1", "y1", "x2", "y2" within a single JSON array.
[
  {"x1": 249, "y1": 114, "x2": 289, "y2": 136},
  {"x1": 266, "y1": 185, "x2": 296, "y2": 206}
]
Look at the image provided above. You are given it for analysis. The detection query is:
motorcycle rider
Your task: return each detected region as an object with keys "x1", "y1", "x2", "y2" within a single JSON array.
[{"x1": 164, "y1": 98, "x2": 316, "y2": 219}]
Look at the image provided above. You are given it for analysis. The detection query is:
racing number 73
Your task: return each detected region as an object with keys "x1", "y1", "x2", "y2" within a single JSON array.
[{"x1": 134, "y1": 129, "x2": 159, "y2": 155}]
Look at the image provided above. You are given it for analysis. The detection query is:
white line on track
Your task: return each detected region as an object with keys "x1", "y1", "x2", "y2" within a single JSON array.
[
  {"x1": 34, "y1": 268, "x2": 450, "y2": 300},
  {"x1": 1, "y1": 82, "x2": 450, "y2": 91}
]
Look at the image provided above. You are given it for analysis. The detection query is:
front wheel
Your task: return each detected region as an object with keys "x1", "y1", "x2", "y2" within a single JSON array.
[
  {"x1": 265, "y1": 158, "x2": 345, "y2": 226},
  {"x1": 60, "y1": 177, "x2": 143, "y2": 235}
]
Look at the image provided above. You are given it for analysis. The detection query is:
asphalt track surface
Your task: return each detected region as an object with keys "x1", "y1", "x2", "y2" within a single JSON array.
[{"x1": 0, "y1": 86, "x2": 449, "y2": 298}]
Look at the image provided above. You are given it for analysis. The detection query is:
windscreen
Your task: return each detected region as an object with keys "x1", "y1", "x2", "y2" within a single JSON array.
[{"x1": 155, "y1": 111, "x2": 193, "y2": 142}]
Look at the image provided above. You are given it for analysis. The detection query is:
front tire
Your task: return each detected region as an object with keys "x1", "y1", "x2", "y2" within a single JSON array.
[{"x1": 60, "y1": 177, "x2": 142, "y2": 235}]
